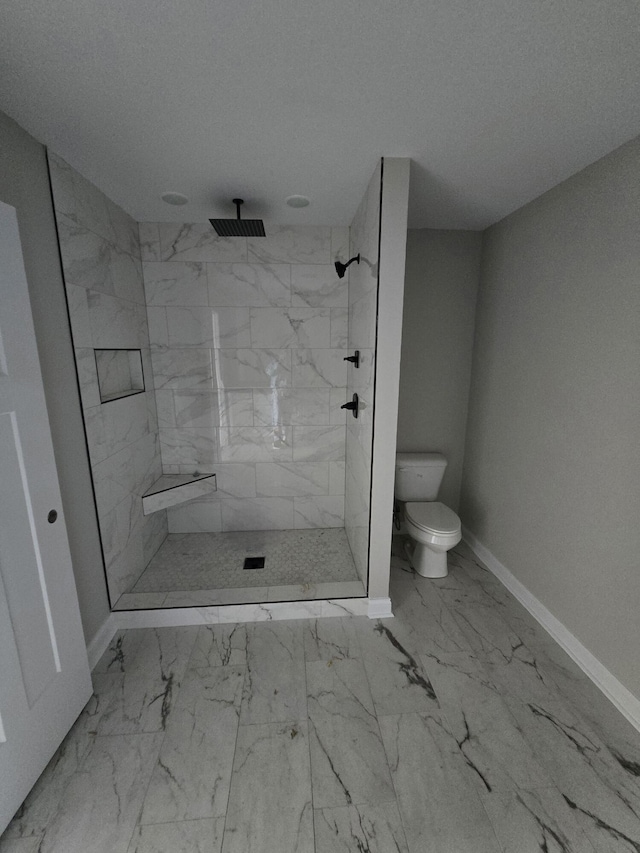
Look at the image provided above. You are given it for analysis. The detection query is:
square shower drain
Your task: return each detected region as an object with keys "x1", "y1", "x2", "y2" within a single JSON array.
[{"x1": 243, "y1": 556, "x2": 265, "y2": 570}]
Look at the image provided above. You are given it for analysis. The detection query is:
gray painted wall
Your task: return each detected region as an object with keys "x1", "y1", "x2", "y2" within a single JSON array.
[
  {"x1": 397, "y1": 230, "x2": 481, "y2": 511},
  {"x1": 461, "y1": 136, "x2": 640, "y2": 698},
  {"x1": 0, "y1": 111, "x2": 110, "y2": 645}
]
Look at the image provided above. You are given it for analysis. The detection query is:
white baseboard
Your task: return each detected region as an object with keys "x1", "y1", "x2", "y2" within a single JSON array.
[
  {"x1": 86, "y1": 614, "x2": 118, "y2": 671},
  {"x1": 463, "y1": 527, "x2": 640, "y2": 734},
  {"x1": 367, "y1": 597, "x2": 393, "y2": 619}
]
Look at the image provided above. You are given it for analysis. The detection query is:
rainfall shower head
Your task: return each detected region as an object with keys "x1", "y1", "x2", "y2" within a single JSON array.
[
  {"x1": 335, "y1": 254, "x2": 360, "y2": 279},
  {"x1": 210, "y1": 198, "x2": 265, "y2": 237}
]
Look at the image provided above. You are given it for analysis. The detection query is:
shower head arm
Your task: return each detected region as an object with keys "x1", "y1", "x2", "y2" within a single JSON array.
[
  {"x1": 334, "y1": 254, "x2": 360, "y2": 279},
  {"x1": 233, "y1": 198, "x2": 244, "y2": 220}
]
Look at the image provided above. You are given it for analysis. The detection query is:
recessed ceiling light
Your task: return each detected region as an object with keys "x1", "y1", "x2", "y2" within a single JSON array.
[
  {"x1": 161, "y1": 191, "x2": 189, "y2": 206},
  {"x1": 285, "y1": 195, "x2": 310, "y2": 208}
]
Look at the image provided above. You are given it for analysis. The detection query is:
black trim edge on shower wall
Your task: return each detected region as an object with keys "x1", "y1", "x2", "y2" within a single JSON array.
[
  {"x1": 364, "y1": 156, "x2": 385, "y2": 596},
  {"x1": 44, "y1": 147, "x2": 112, "y2": 609}
]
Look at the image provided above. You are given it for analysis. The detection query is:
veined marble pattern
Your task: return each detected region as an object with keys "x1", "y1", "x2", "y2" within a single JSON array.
[
  {"x1": 143, "y1": 261, "x2": 208, "y2": 307},
  {"x1": 50, "y1": 155, "x2": 166, "y2": 613},
  {"x1": 247, "y1": 225, "x2": 331, "y2": 265},
  {"x1": 293, "y1": 495, "x2": 345, "y2": 529},
  {"x1": 150, "y1": 348, "x2": 213, "y2": 390},
  {"x1": 139, "y1": 223, "x2": 350, "y2": 533},
  {"x1": 87, "y1": 290, "x2": 142, "y2": 349},
  {"x1": 165, "y1": 306, "x2": 252, "y2": 349},
  {"x1": 49, "y1": 153, "x2": 139, "y2": 257},
  {"x1": 7, "y1": 542, "x2": 640, "y2": 852},
  {"x1": 255, "y1": 461, "x2": 329, "y2": 496},
  {"x1": 292, "y1": 348, "x2": 347, "y2": 388},
  {"x1": 250, "y1": 307, "x2": 331, "y2": 349},
  {"x1": 213, "y1": 348, "x2": 292, "y2": 389},
  {"x1": 291, "y1": 265, "x2": 349, "y2": 307},
  {"x1": 159, "y1": 427, "x2": 219, "y2": 469},
  {"x1": 253, "y1": 388, "x2": 332, "y2": 426},
  {"x1": 330, "y1": 307, "x2": 349, "y2": 348},
  {"x1": 207, "y1": 263, "x2": 291, "y2": 307},
  {"x1": 293, "y1": 425, "x2": 346, "y2": 462},
  {"x1": 158, "y1": 223, "x2": 248, "y2": 264}
]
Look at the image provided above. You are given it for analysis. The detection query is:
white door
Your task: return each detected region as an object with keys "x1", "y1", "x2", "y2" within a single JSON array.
[{"x1": 0, "y1": 201, "x2": 92, "y2": 832}]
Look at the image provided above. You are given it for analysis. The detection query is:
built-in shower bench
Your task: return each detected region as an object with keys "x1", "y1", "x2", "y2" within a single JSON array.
[{"x1": 142, "y1": 473, "x2": 216, "y2": 515}]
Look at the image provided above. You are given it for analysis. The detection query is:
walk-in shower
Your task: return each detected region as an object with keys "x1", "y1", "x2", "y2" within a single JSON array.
[{"x1": 49, "y1": 152, "x2": 384, "y2": 612}]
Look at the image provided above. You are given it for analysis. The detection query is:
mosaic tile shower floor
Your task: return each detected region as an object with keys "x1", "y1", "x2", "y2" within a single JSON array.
[{"x1": 128, "y1": 528, "x2": 361, "y2": 605}]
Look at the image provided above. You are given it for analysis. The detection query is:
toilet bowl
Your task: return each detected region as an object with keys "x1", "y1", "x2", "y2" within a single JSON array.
[
  {"x1": 404, "y1": 501, "x2": 461, "y2": 578},
  {"x1": 395, "y1": 452, "x2": 461, "y2": 578}
]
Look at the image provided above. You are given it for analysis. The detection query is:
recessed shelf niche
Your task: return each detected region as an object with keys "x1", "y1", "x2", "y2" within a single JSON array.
[{"x1": 95, "y1": 348, "x2": 145, "y2": 403}]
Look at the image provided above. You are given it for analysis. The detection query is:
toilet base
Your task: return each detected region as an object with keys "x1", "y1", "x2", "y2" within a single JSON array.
[{"x1": 405, "y1": 539, "x2": 449, "y2": 578}]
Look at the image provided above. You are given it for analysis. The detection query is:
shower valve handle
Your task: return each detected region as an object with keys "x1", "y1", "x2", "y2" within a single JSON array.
[
  {"x1": 344, "y1": 351, "x2": 360, "y2": 368},
  {"x1": 341, "y1": 393, "x2": 359, "y2": 419}
]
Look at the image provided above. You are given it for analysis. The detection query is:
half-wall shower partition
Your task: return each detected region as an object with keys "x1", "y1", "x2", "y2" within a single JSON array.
[{"x1": 49, "y1": 152, "x2": 384, "y2": 610}]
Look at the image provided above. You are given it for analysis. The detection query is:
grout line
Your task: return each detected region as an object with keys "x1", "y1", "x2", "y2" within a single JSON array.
[{"x1": 301, "y1": 620, "x2": 317, "y2": 840}]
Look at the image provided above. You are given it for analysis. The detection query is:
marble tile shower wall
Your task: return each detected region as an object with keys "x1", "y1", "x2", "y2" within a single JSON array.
[
  {"x1": 345, "y1": 163, "x2": 382, "y2": 585},
  {"x1": 139, "y1": 222, "x2": 350, "y2": 533},
  {"x1": 48, "y1": 154, "x2": 167, "y2": 604}
]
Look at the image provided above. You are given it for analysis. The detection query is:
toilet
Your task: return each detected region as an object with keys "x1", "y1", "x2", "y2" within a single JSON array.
[{"x1": 395, "y1": 452, "x2": 461, "y2": 578}]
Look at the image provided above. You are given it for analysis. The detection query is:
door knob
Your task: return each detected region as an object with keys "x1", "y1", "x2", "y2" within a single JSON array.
[
  {"x1": 47, "y1": 510, "x2": 58, "y2": 524},
  {"x1": 341, "y1": 393, "x2": 359, "y2": 419}
]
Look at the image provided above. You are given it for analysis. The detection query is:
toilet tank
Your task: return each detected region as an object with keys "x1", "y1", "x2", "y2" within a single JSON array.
[{"x1": 395, "y1": 452, "x2": 447, "y2": 501}]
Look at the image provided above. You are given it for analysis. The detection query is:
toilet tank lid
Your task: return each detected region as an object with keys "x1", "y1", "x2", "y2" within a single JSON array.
[{"x1": 396, "y1": 452, "x2": 446, "y2": 468}]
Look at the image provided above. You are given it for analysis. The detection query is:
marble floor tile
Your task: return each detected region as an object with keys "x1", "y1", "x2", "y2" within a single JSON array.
[
  {"x1": 480, "y1": 787, "x2": 597, "y2": 853},
  {"x1": 532, "y1": 640, "x2": 640, "y2": 781},
  {"x1": 448, "y1": 541, "x2": 504, "y2": 582},
  {"x1": 37, "y1": 733, "x2": 163, "y2": 853},
  {"x1": 461, "y1": 573, "x2": 558, "y2": 651},
  {"x1": 389, "y1": 565, "x2": 474, "y2": 654},
  {"x1": 240, "y1": 621, "x2": 307, "y2": 724},
  {"x1": 379, "y1": 712, "x2": 502, "y2": 853},
  {"x1": 0, "y1": 837, "x2": 44, "y2": 852},
  {"x1": 93, "y1": 628, "x2": 145, "y2": 674},
  {"x1": 127, "y1": 818, "x2": 225, "y2": 853},
  {"x1": 435, "y1": 575, "x2": 548, "y2": 657},
  {"x1": 355, "y1": 618, "x2": 440, "y2": 715},
  {"x1": 314, "y1": 802, "x2": 409, "y2": 853},
  {"x1": 188, "y1": 624, "x2": 248, "y2": 668},
  {"x1": 481, "y1": 640, "x2": 570, "y2": 704},
  {"x1": 91, "y1": 627, "x2": 198, "y2": 734},
  {"x1": 420, "y1": 649, "x2": 553, "y2": 793},
  {"x1": 480, "y1": 640, "x2": 640, "y2": 847},
  {"x1": 8, "y1": 538, "x2": 640, "y2": 853},
  {"x1": 140, "y1": 666, "x2": 244, "y2": 824},
  {"x1": 307, "y1": 659, "x2": 394, "y2": 808},
  {"x1": 302, "y1": 617, "x2": 361, "y2": 662},
  {"x1": 222, "y1": 721, "x2": 314, "y2": 853},
  {"x1": 1, "y1": 724, "x2": 94, "y2": 839},
  {"x1": 501, "y1": 691, "x2": 640, "y2": 851}
]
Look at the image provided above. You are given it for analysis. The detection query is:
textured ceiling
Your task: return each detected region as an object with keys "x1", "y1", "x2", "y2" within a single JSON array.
[{"x1": 2, "y1": 0, "x2": 640, "y2": 229}]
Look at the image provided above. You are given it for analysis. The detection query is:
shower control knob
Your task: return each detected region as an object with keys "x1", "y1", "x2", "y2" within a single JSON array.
[
  {"x1": 341, "y1": 393, "x2": 359, "y2": 419},
  {"x1": 344, "y1": 351, "x2": 360, "y2": 368}
]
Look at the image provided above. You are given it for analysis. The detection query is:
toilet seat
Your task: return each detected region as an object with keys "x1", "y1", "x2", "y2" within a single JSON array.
[{"x1": 405, "y1": 501, "x2": 460, "y2": 536}]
